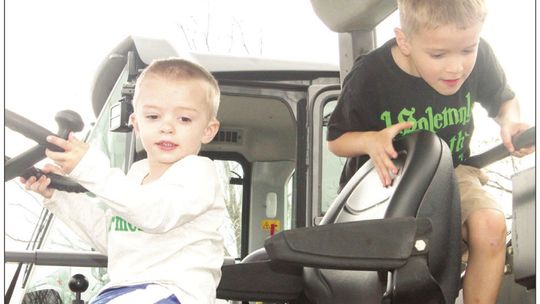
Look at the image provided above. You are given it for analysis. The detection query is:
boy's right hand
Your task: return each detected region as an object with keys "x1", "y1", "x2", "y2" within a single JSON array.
[
  {"x1": 45, "y1": 133, "x2": 89, "y2": 174},
  {"x1": 20, "y1": 164, "x2": 65, "y2": 199},
  {"x1": 364, "y1": 122, "x2": 413, "y2": 187}
]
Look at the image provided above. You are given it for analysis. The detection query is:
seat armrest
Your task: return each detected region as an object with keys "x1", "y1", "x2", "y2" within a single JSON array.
[
  {"x1": 265, "y1": 217, "x2": 431, "y2": 270},
  {"x1": 217, "y1": 261, "x2": 303, "y2": 301}
]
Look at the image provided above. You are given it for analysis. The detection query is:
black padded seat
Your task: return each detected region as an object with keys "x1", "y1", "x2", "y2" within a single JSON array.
[{"x1": 217, "y1": 131, "x2": 462, "y2": 304}]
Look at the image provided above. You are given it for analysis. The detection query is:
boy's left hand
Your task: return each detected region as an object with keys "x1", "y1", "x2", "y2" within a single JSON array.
[
  {"x1": 45, "y1": 132, "x2": 89, "y2": 174},
  {"x1": 500, "y1": 122, "x2": 535, "y2": 157}
]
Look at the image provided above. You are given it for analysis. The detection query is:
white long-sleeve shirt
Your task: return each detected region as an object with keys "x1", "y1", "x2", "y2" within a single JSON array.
[{"x1": 44, "y1": 147, "x2": 226, "y2": 304}]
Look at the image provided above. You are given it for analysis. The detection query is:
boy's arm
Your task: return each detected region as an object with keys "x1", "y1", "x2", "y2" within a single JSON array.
[
  {"x1": 70, "y1": 148, "x2": 223, "y2": 234},
  {"x1": 495, "y1": 98, "x2": 535, "y2": 157},
  {"x1": 327, "y1": 122, "x2": 412, "y2": 187},
  {"x1": 21, "y1": 163, "x2": 109, "y2": 253},
  {"x1": 43, "y1": 191, "x2": 109, "y2": 254},
  {"x1": 44, "y1": 134, "x2": 224, "y2": 234}
]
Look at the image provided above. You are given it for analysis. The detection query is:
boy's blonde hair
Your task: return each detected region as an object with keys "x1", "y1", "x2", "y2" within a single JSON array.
[
  {"x1": 397, "y1": 0, "x2": 487, "y2": 35},
  {"x1": 134, "y1": 58, "x2": 221, "y2": 118}
]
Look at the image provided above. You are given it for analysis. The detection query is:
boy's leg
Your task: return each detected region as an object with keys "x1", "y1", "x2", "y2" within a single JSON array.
[
  {"x1": 91, "y1": 284, "x2": 181, "y2": 304},
  {"x1": 456, "y1": 165, "x2": 507, "y2": 304},
  {"x1": 462, "y1": 209, "x2": 506, "y2": 304}
]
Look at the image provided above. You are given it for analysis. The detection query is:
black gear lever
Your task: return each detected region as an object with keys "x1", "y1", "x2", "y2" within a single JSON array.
[{"x1": 69, "y1": 274, "x2": 89, "y2": 304}]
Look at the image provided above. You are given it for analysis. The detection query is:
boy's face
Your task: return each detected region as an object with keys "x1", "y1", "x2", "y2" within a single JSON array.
[
  {"x1": 131, "y1": 76, "x2": 219, "y2": 170},
  {"x1": 396, "y1": 22, "x2": 483, "y2": 96}
]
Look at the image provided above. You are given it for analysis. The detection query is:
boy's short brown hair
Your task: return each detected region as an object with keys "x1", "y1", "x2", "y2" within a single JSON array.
[
  {"x1": 135, "y1": 58, "x2": 221, "y2": 118},
  {"x1": 397, "y1": 0, "x2": 487, "y2": 35}
]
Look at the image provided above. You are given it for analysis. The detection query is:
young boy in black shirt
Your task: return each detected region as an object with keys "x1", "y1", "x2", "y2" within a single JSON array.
[{"x1": 327, "y1": 0, "x2": 534, "y2": 302}]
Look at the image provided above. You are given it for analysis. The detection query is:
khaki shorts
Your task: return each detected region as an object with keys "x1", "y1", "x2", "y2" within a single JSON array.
[{"x1": 455, "y1": 164, "x2": 504, "y2": 225}]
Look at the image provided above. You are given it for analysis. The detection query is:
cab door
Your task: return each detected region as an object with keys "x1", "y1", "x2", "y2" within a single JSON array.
[{"x1": 306, "y1": 84, "x2": 344, "y2": 227}]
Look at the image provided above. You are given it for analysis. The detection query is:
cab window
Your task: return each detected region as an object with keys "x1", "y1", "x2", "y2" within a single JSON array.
[
  {"x1": 320, "y1": 100, "x2": 346, "y2": 214},
  {"x1": 213, "y1": 159, "x2": 244, "y2": 258},
  {"x1": 86, "y1": 68, "x2": 131, "y2": 171}
]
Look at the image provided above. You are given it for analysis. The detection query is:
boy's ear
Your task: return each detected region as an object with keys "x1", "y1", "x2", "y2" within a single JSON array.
[
  {"x1": 394, "y1": 27, "x2": 411, "y2": 55},
  {"x1": 201, "y1": 119, "x2": 220, "y2": 144},
  {"x1": 130, "y1": 113, "x2": 140, "y2": 136}
]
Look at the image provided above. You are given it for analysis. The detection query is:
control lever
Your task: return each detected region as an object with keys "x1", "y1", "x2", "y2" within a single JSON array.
[
  {"x1": 54, "y1": 110, "x2": 85, "y2": 147},
  {"x1": 462, "y1": 127, "x2": 535, "y2": 168}
]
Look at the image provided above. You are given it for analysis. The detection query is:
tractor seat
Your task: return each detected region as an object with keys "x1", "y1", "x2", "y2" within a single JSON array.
[{"x1": 217, "y1": 131, "x2": 462, "y2": 304}]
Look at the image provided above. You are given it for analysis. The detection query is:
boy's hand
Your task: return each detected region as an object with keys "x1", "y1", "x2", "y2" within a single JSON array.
[
  {"x1": 45, "y1": 132, "x2": 89, "y2": 174},
  {"x1": 365, "y1": 122, "x2": 413, "y2": 187},
  {"x1": 500, "y1": 122, "x2": 535, "y2": 157},
  {"x1": 20, "y1": 164, "x2": 64, "y2": 199}
]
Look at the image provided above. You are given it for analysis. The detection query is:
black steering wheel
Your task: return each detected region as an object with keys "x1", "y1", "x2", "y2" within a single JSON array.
[{"x1": 5, "y1": 109, "x2": 88, "y2": 193}]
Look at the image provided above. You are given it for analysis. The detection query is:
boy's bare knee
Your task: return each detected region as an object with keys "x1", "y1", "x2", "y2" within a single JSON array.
[{"x1": 465, "y1": 209, "x2": 506, "y2": 253}]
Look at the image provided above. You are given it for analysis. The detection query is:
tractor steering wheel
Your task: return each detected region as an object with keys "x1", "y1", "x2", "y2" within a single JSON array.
[{"x1": 5, "y1": 109, "x2": 88, "y2": 193}]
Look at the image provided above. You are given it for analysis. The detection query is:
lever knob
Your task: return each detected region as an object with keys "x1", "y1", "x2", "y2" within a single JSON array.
[
  {"x1": 68, "y1": 273, "x2": 89, "y2": 294},
  {"x1": 55, "y1": 110, "x2": 84, "y2": 139}
]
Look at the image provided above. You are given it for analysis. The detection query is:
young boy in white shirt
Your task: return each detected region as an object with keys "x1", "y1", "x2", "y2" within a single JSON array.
[{"x1": 23, "y1": 58, "x2": 226, "y2": 304}]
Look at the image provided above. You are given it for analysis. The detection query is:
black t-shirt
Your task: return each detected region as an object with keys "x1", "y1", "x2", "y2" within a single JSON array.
[{"x1": 327, "y1": 38, "x2": 514, "y2": 189}]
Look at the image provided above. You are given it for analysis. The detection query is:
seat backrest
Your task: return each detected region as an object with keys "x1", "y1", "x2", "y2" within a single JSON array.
[{"x1": 304, "y1": 131, "x2": 462, "y2": 304}]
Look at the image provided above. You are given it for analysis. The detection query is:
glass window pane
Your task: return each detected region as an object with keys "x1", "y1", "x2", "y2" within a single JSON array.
[
  {"x1": 321, "y1": 100, "x2": 347, "y2": 214},
  {"x1": 213, "y1": 159, "x2": 244, "y2": 259},
  {"x1": 285, "y1": 172, "x2": 294, "y2": 230},
  {"x1": 86, "y1": 69, "x2": 130, "y2": 171}
]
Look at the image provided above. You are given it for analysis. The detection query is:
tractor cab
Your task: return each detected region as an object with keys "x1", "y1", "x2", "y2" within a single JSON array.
[{"x1": 4, "y1": 1, "x2": 535, "y2": 304}]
